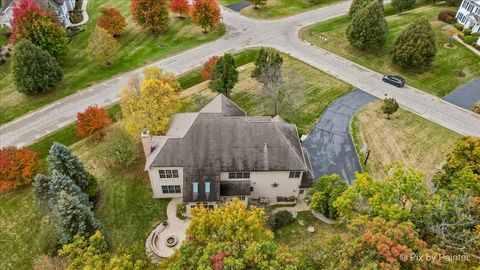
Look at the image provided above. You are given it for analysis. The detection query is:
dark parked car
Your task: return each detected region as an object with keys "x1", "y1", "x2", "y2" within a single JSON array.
[{"x1": 382, "y1": 75, "x2": 405, "y2": 87}]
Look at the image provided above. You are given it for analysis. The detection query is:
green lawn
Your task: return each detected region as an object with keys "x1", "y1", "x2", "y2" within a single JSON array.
[
  {"x1": 274, "y1": 212, "x2": 347, "y2": 252},
  {"x1": 351, "y1": 100, "x2": 462, "y2": 180},
  {"x1": 302, "y1": 4, "x2": 480, "y2": 97},
  {"x1": 234, "y1": 0, "x2": 344, "y2": 19},
  {"x1": 0, "y1": 0, "x2": 225, "y2": 124}
]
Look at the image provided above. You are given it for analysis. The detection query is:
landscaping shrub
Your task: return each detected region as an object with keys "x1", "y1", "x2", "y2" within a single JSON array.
[
  {"x1": 97, "y1": 127, "x2": 140, "y2": 167},
  {"x1": 458, "y1": 32, "x2": 465, "y2": 40},
  {"x1": 464, "y1": 35, "x2": 478, "y2": 45},
  {"x1": 437, "y1": 10, "x2": 456, "y2": 23},
  {"x1": 463, "y1": 28, "x2": 472, "y2": 36},
  {"x1": 269, "y1": 210, "x2": 294, "y2": 231},
  {"x1": 176, "y1": 203, "x2": 186, "y2": 220},
  {"x1": 0, "y1": 146, "x2": 42, "y2": 191},
  {"x1": 12, "y1": 39, "x2": 63, "y2": 94},
  {"x1": 0, "y1": 25, "x2": 9, "y2": 47},
  {"x1": 454, "y1": 22, "x2": 464, "y2": 31}
]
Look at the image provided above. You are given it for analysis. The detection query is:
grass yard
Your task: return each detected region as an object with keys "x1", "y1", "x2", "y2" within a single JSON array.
[
  {"x1": 274, "y1": 211, "x2": 347, "y2": 251},
  {"x1": 0, "y1": 0, "x2": 225, "y2": 125},
  {"x1": 0, "y1": 131, "x2": 168, "y2": 269},
  {"x1": 350, "y1": 100, "x2": 462, "y2": 180},
  {"x1": 235, "y1": 0, "x2": 344, "y2": 19},
  {"x1": 185, "y1": 53, "x2": 353, "y2": 134},
  {"x1": 302, "y1": 4, "x2": 480, "y2": 97}
]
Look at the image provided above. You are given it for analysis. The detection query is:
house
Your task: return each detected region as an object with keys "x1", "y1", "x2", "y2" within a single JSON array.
[
  {"x1": 141, "y1": 94, "x2": 314, "y2": 216},
  {"x1": 456, "y1": 0, "x2": 480, "y2": 45},
  {"x1": 0, "y1": 0, "x2": 76, "y2": 27}
]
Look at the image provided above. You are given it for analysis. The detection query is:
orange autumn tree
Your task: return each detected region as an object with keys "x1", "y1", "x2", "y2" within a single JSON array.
[
  {"x1": 201, "y1": 55, "x2": 219, "y2": 80},
  {"x1": 76, "y1": 105, "x2": 112, "y2": 140},
  {"x1": 171, "y1": 0, "x2": 190, "y2": 18},
  {"x1": 0, "y1": 147, "x2": 42, "y2": 191},
  {"x1": 130, "y1": 0, "x2": 170, "y2": 33},
  {"x1": 190, "y1": 0, "x2": 221, "y2": 33},
  {"x1": 97, "y1": 7, "x2": 127, "y2": 37}
]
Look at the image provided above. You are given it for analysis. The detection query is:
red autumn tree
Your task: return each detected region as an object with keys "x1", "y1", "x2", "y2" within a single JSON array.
[
  {"x1": 97, "y1": 7, "x2": 127, "y2": 37},
  {"x1": 201, "y1": 56, "x2": 219, "y2": 80},
  {"x1": 190, "y1": 0, "x2": 221, "y2": 33},
  {"x1": 10, "y1": 0, "x2": 68, "y2": 58},
  {"x1": 76, "y1": 104, "x2": 112, "y2": 140},
  {"x1": 130, "y1": 0, "x2": 170, "y2": 33},
  {"x1": 0, "y1": 147, "x2": 42, "y2": 191},
  {"x1": 171, "y1": 0, "x2": 190, "y2": 18}
]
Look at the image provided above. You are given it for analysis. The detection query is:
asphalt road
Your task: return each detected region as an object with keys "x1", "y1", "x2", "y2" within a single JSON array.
[
  {"x1": 303, "y1": 90, "x2": 376, "y2": 184},
  {"x1": 1, "y1": 3, "x2": 479, "y2": 147},
  {"x1": 443, "y1": 78, "x2": 480, "y2": 110}
]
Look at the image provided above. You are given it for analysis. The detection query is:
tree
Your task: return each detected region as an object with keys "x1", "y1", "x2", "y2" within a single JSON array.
[
  {"x1": 334, "y1": 164, "x2": 429, "y2": 223},
  {"x1": 309, "y1": 174, "x2": 348, "y2": 219},
  {"x1": 381, "y1": 97, "x2": 399, "y2": 119},
  {"x1": 251, "y1": 47, "x2": 267, "y2": 78},
  {"x1": 162, "y1": 199, "x2": 298, "y2": 269},
  {"x1": 0, "y1": 146, "x2": 42, "y2": 191},
  {"x1": 268, "y1": 210, "x2": 294, "y2": 231},
  {"x1": 12, "y1": 39, "x2": 63, "y2": 94},
  {"x1": 253, "y1": 49, "x2": 284, "y2": 115},
  {"x1": 86, "y1": 26, "x2": 121, "y2": 66},
  {"x1": 346, "y1": 1, "x2": 388, "y2": 50},
  {"x1": 171, "y1": 0, "x2": 190, "y2": 18},
  {"x1": 391, "y1": 0, "x2": 416, "y2": 14},
  {"x1": 130, "y1": 0, "x2": 170, "y2": 33},
  {"x1": 209, "y1": 53, "x2": 238, "y2": 98},
  {"x1": 76, "y1": 104, "x2": 112, "y2": 140},
  {"x1": 97, "y1": 7, "x2": 127, "y2": 37},
  {"x1": 48, "y1": 143, "x2": 98, "y2": 199},
  {"x1": 348, "y1": 0, "x2": 371, "y2": 17},
  {"x1": 251, "y1": 0, "x2": 268, "y2": 9},
  {"x1": 390, "y1": 18, "x2": 437, "y2": 68},
  {"x1": 121, "y1": 67, "x2": 182, "y2": 136},
  {"x1": 201, "y1": 55, "x2": 219, "y2": 80},
  {"x1": 190, "y1": 0, "x2": 221, "y2": 33},
  {"x1": 97, "y1": 127, "x2": 140, "y2": 167},
  {"x1": 10, "y1": 0, "x2": 68, "y2": 58}
]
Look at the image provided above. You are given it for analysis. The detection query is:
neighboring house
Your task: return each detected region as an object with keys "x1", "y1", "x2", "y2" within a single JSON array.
[
  {"x1": 456, "y1": 0, "x2": 480, "y2": 45},
  {"x1": 0, "y1": 0, "x2": 76, "y2": 27},
  {"x1": 142, "y1": 94, "x2": 314, "y2": 216}
]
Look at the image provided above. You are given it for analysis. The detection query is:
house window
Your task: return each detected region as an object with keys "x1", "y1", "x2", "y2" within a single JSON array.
[
  {"x1": 159, "y1": 169, "x2": 179, "y2": 179},
  {"x1": 193, "y1": 182, "x2": 199, "y2": 193},
  {"x1": 161, "y1": 185, "x2": 181, "y2": 194},
  {"x1": 239, "y1": 196, "x2": 246, "y2": 201},
  {"x1": 228, "y1": 172, "x2": 250, "y2": 179},
  {"x1": 289, "y1": 171, "x2": 301, "y2": 178},
  {"x1": 299, "y1": 190, "x2": 304, "y2": 195},
  {"x1": 250, "y1": 187, "x2": 254, "y2": 192}
]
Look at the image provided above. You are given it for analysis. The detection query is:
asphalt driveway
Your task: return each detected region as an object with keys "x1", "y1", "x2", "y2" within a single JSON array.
[
  {"x1": 443, "y1": 78, "x2": 480, "y2": 110},
  {"x1": 302, "y1": 90, "x2": 376, "y2": 184}
]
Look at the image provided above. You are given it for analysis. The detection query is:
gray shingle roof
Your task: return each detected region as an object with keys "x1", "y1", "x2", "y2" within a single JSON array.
[{"x1": 146, "y1": 94, "x2": 310, "y2": 202}]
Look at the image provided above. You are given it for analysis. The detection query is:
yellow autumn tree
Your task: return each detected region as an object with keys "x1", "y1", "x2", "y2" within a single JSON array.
[
  {"x1": 121, "y1": 67, "x2": 181, "y2": 136},
  {"x1": 86, "y1": 26, "x2": 121, "y2": 66},
  {"x1": 162, "y1": 199, "x2": 299, "y2": 269}
]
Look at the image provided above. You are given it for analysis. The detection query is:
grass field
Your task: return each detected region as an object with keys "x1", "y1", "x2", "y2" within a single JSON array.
[
  {"x1": 302, "y1": 5, "x2": 480, "y2": 97},
  {"x1": 186, "y1": 54, "x2": 353, "y2": 134},
  {"x1": 350, "y1": 100, "x2": 462, "y2": 180},
  {"x1": 0, "y1": 0, "x2": 224, "y2": 124},
  {"x1": 236, "y1": 0, "x2": 343, "y2": 19}
]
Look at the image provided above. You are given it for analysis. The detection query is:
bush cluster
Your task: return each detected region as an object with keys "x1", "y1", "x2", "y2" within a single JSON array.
[
  {"x1": 437, "y1": 10, "x2": 456, "y2": 24},
  {"x1": 268, "y1": 210, "x2": 294, "y2": 231},
  {"x1": 454, "y1": 22, "x2": 464, "y2": 31}
]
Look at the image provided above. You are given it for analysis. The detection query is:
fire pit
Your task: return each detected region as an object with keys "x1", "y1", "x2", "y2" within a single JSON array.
[{"x1": 165, "y1": 235, "x2": 178, "y2": 247}]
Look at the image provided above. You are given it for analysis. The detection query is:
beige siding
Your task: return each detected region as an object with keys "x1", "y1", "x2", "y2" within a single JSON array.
[
  {"x1": 148, "y1": 167, "x2": 183, "y2": 198},
  {"x1": 250, "y1": 171, "x2": 302, "y2": 200}
]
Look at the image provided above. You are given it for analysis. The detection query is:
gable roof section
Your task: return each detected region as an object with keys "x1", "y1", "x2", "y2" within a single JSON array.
[{"x1": 200, "y1": 94, "x2": 246, "y2": 116}]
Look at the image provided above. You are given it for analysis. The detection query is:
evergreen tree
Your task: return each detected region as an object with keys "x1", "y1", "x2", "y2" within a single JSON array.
[
  {"x1": 48, "y1": 143, "x2": 98, "y2": 199},
  {"x1": 12, "y1": 39, "x2": 63, "y2": 95},
  {"x1": 391, "y1": 0, "x2": 416, "y2": 14},
  {"x1": 346, "y1": 1, "x2": 388, "y2": 50},
  {"x1": 209, "y1": 53, "x2": 239, "y2": 98},
  {"x1": 251, "y1": 47, "x2": 267, "y2": 78},
  {"x1": 349, "y1": 0, "x2": 370, "y2": 17},
  {"x1": 52, "y1": 190, "x2": 102, "y2": 244},
  {"x1": 390, "y1": 18, "x2": 437, "y2": 68},
  {"x1": 33, "y1": 174, "x2": 53, "y2": 209}
]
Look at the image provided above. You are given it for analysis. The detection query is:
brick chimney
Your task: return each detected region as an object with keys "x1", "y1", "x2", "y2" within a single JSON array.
[{"x1": 141, "y1": 130, "x2": 152, "y2": 157}]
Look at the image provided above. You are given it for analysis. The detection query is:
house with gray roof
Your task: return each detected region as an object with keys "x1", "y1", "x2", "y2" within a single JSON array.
[
  {"x1": 1, "y1": 0, "x2": 76, "y2": 27},
  {"x1": 142, "y1": 94, "x2": 313, "y2": 216}
]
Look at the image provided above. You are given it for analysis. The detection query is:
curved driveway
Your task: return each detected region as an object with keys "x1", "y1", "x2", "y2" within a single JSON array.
[
  {"x1": 303, "y1": 90, "x2": 376, "y2": 184},
  {"x1": 1, "y1": 3, "x2": 479, "y2": 147}
]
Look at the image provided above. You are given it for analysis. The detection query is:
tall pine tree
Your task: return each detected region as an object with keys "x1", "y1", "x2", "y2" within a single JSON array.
[
  {"x1": 390, "y1": 18, "x2": 437, "y2": 68},
  {"x1": 209, "y1": 53, "x2": 238, "y2": 98},
  {"x1": 48, "y1": 142, "x2": 98, "y2": 199},
  {"x1": 346, "y1": 1, "x2": 388, "y2": 50}
]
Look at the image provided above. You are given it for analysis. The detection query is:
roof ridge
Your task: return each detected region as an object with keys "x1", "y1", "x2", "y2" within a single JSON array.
[{"x1": 272, "y1": 121, "x2": 307, "y2": 171}]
